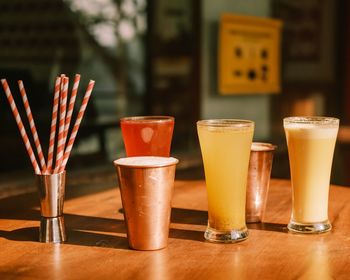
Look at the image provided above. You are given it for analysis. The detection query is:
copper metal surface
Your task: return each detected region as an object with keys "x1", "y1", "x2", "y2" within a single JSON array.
[
  {"x1": 246, "y1": 143, "x2": 276, "y2": 223},
  {"x1": 36, "y1": 171, "x2": 67, "y2": 243},
  {"x1": 114, "y1": 157, "x2": 178, "y2": 250}
]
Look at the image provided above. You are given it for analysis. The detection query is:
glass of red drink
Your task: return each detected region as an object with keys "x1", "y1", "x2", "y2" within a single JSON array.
[{"x1": 120, "y1": 116, "x2": 175, "y2": 156}]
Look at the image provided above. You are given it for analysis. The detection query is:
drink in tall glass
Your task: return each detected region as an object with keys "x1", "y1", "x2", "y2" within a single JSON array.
[
  {"x1": 120, "y1": 116, "x2": 174, "y2": 157},
  {"x1": 197, "y1": 119, "x2": 254, "y2": 242},
  {"x1": 284, "y1": 117, "x2": 339, "y2": 233}
]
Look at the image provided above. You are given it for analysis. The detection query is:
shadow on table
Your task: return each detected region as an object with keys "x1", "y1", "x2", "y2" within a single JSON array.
[
  {"x1": 0, "y1": 207, "x2": 126, "y2": 234},
  {"x1": 0, "y1": 198, "x2": 128, "y2": 249},
  {"x1": 0, "y1": 183, "x2": 127, "y2": 234},
  {"x1": 0, "y1": 227, "x2": 38, "y2": 241},
  {"x1": 247, "y1": 222, "x2": 288, "y2": 233},
  {"x1": 67, "y1": 229, "x2": 129, "y2": 249},
  {"x1": 169, "y1": 228, "x2": 204, "y2": 242},
  {"x1": 0, "y1": 227, "x2": 129, "y2": 250},
  {"x1": 171, "y1": 207, "x2": 207, "y2": 225},
  {"x1": 0, "y1": 180, "x2": 115, "y2": 219},
  {"x1": 0, "y1": 183, "x2": 131, "y2": 249},
  {"x1": 65, "y1": 214, "x2": 126, "y2": 234},
  {"x1": 169, "y1": 207, "x2": 206, "y2": 242}
]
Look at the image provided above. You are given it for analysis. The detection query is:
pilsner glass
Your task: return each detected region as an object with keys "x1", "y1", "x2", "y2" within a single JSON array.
[
  {"x1": 120, "y1": 116, "x2": 174, "y2": 157},
  {"x1": 284, "y1": 116, "x2": 339, "y2": 233},
  {"x1": 197, "y1": 119, "x2": 254, "y2": 242}
]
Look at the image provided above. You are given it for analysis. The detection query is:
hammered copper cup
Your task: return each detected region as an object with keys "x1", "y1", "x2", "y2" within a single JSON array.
[
  {"x1": 246, "y1": 143, "x2": 276, "y2": 223},
  {"x1": 114, "y1": 156, "x2": 178, "y2": 250}
]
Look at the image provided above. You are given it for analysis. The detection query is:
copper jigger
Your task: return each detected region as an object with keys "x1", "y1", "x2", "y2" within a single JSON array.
[
  {"x1": 36, "y1": 171, "x2": 67, "y2": 243},
  {"x1": 246, "y1": 143, "x2": 276, "y2": 223},
  {"x1": 114, "y1": 156, "x2": 178, "y2": 250}
]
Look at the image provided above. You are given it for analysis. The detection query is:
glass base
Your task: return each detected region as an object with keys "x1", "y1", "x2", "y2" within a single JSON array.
[
  {"x1": 287, "y1": 220, "x2": 332, "y2": 234},
  {"x1": 204, "y1": 227, "x2": 248, "y2": 243}
]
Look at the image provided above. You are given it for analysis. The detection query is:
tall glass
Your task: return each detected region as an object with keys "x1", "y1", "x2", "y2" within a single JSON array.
[
  {"x1": 120, "y1": 116, "x2": 174, "y2": 157},
  {"x1": 284, "y1": 116, "x2": 339, "y2": 233},
  {"x1": 197, "y1": 119, "x2": 254, "y2": 242}
]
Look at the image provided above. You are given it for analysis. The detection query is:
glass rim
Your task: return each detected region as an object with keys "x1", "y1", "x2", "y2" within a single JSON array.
[
  {"x1": 283, "y1": 116, "x2": 339, "y2": 126},
  {"x1": 197, "y1": 119, "x2": 254, "y2": 128},
  {"x1": 120, "y1": 116, "x2": 174, "y2": 123}
]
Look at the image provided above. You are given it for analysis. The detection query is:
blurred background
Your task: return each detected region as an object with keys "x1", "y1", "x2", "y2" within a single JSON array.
[{"x1": 0, "y1": 0, "x2": 349, "y2": 188}]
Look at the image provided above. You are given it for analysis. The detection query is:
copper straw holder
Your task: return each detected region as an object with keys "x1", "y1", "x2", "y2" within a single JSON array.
[
  {"x1": 246, "y1": 143, "x2": 276, "y2": 223},
  {"x1": 36, "y1": 171, "x2": 67, "y2": 243},
  {"x1": 114, "y1": 157, "x2": 178, "y2": 251}
]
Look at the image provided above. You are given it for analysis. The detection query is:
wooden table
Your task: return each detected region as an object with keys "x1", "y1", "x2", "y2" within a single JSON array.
[{"x1": 0, "y1": 178, "x2": 349, "y2": 279}]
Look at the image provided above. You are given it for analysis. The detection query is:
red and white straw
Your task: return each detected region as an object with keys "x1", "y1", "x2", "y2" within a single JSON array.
[
  {"x1": 18, "y1": 80, "x2": 47, "y2": 172},
  {"x1": 54, "y1": 77, "x2": 69, "y2": 172},
  {"x1": 60, "y1": 74, "x2": 65, "y2": 91},
  {"x1": 1, "y1": 79, "x2": 41, "y2": 174},
  {"x1": 59, "y1": 80, "x2": 95, "y2": 172},
  {"x1": 63, "y1": 74, "x2": 80, "y2": 147},
  {"x1": 46, "y1": 77, "x2": 61, "y2": 173},
  {"x1": 1, "y1": 74, "x2": 94, "y2": 175}
]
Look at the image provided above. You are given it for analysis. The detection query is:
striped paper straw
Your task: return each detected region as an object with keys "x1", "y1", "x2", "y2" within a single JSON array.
[
  {"x1": 1, "y1": 79, "x2": 41, "y2": 174},
  {"x1": 60, "y1": 74, "x2": 65, "y2": 88},
  {"x1": 18, "y1": 80, "x2": 47, "y2": 172},
  {"x1": 54, "y1": 77, "x2": 69, "y2": 172},
  {"x1": 63, "y1": 74, "x2": 80, "y2": 148},
  {"x1": 47, "y1": 77, "x2": 61, "y2": 173},
  {"x1": 59, "y1": 80, "x2": 95, "y2": 172}
]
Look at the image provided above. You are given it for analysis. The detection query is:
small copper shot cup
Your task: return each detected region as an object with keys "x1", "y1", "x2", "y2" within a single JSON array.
[
  {"x1": 246, "y1": 142, "x2": 276, "y2": 223},
  {"x1": 114, "y1": 156, "x2": 178, "y2": 250}
]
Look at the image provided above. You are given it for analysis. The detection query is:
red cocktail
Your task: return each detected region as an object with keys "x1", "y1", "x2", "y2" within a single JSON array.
[{"x1": 120, "y1": 116, "x2": 174, "y2": 156}]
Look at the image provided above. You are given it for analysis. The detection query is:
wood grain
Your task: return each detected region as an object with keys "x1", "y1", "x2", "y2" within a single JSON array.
[{"x1": 0, "y1": 179, "x2": 349, "y2": 279}]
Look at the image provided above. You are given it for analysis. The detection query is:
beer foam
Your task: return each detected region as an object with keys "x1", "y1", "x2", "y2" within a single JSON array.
[
  {"x1": 114, "y1": 156, "x2": 178, "y2": 167},
  {"x1": 202, "y1": 126, "x2": 254, "y2": 133},
  {"x1": 197, "y1": 120, "x2": 254, "y2": 133},
  {"x1": 284, "y1": 124, "x2": 338, "y2": 139}
]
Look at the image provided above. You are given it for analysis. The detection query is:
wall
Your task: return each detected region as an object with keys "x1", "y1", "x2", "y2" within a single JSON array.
[
  {"x1": 201, "y1": 0, "x2": 272, "y2": 140},
  {"x1": 284, "y1": 0, "x2": 336, "y2": 83}
]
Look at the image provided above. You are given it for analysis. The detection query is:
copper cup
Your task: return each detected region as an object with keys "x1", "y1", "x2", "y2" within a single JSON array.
[
  {"x1": 114, "y1": 156, "x2": 179, "y2": 250},
  {"x1": 246, "y1": 143, "x2": 276, "y2": 223}
]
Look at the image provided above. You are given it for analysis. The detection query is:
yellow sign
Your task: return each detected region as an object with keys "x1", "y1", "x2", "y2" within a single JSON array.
[{"x1": 218, "y1": 14, "x2": 282, "y2": 95}]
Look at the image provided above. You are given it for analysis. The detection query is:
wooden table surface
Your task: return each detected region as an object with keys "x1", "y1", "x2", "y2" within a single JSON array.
[{"x1": 0, "y1": 178, "x2": 349, "y2": 279}]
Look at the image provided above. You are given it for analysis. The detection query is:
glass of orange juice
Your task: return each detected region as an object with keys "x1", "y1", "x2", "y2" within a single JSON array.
[
  {"x1": 284, "y1": 116, "x2": 339, "y2": 233},
  {"x1": 197, "y1": 119, "x2": 254, "y2": 243},
  {"x1": 120, "y1": 116, "x2": 174, "y2": 156}
]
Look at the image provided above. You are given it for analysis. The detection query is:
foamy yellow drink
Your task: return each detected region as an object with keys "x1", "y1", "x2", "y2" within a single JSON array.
[
  {"x1": 197, "y1": 119, "x2": 254, "y2": 242},
  {"x1": 284, "y1": 117, "x2": 339, "y2": 233}
]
